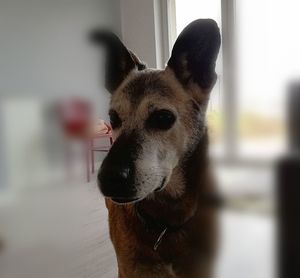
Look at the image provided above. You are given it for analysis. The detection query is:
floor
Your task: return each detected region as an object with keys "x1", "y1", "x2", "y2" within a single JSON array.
[{"x1": 0, "y1": 170, "x2": 275, "y2": 278}]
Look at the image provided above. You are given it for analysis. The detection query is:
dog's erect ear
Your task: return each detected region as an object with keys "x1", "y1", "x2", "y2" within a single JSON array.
[
  {"x1": 89, "y1": 30, "x2": 146, "y2": 92},
  {"x1": 167, "y1": 19, "x2": 221, "y2": 90}
]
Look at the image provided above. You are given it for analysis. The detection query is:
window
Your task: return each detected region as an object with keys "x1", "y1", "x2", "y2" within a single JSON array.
[
  {"x1": 235, "y1": 0, "x2": 300, "y2": 159},
  {"x1": 175, "y1": 0, "x2": 225, "y2": 158},
  {"x1": 173, "y1": 0, "x2": 300, "y2": 162}
]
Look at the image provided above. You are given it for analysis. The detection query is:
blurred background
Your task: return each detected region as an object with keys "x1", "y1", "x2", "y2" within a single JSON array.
[{"x1": 1, "y1": 0, "x2": 300, "y2": 277}]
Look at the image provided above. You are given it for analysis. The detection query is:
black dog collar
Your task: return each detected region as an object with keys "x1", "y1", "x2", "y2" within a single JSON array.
[
  {"x1": 134, "y1": 193, "x2": 223, "y2": 251},
  {"x1": 135, "y1": 203, "x2": 194, "y2": 251}
]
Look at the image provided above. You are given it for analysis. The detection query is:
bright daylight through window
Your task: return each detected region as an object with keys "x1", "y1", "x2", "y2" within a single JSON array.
[{"x1": 175, "y1": 0, "x2": 300, "y2": 161}]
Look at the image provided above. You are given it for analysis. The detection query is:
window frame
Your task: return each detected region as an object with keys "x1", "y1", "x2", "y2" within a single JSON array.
[{"x1": 165, "y1": 0, "x2": 278, "y2": 165}]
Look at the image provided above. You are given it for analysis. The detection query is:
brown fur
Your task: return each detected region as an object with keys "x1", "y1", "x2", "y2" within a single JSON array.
[
  {"x1": 94, "y1": 19, "x2": 221, "y2": 277},
  {"x1": 105, "y1": 69, "x2": 219, "y2": 277},
  {"x1": 106, "y1": 131, "x2": 218, "y2": 278}
]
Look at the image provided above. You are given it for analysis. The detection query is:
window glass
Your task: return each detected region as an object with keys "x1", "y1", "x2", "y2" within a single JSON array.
[
  {"x1": 175, "y1": 0, "x2": 224, "y2": 157},
  {"x1": 235, "y1": 0, "x2": 300, "y2": 158}
]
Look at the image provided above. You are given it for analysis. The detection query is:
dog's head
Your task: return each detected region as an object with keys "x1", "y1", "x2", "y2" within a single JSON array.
[{"x1": 93, "y1": 19, "x2": 220, "y2": 204}]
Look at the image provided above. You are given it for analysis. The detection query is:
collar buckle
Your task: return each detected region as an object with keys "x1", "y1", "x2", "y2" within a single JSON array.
[{"x1": 153, "y1": 227, "x2": 168, "y2": 251}]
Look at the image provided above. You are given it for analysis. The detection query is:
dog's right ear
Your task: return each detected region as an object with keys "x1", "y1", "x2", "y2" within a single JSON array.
[
  {"x1": 89, "y1": 30, "x2": 146, "y2": 93},
  {"x1": 167, "y1": 19, "x2": 221, "y2": 92}
]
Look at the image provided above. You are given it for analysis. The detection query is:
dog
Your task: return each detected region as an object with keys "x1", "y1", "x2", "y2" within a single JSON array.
[{"x1": 92, "y1": 19, "x2": 221, "y2": 278}]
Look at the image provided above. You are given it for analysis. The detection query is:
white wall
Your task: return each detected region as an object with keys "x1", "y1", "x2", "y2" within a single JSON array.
[
  {"x1": 120, "y1": 0, "x2": 157, "y2": 67},
  {"x1": 0, "y1": 0, "x2": 120, "y2": 116},
  {"x1": 0, "y1": 0, "x2": 121, "y2": 190},
  {"x1": 120, "y1": 0, "x2": 168, "y2": 69}
]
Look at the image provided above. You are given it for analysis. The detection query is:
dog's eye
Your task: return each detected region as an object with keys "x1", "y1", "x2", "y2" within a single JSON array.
[
  {"x1": 146, "y1": 109, "x2": 176, "y2": 130},
  {"x1": 109, "y1": 110, "x2": 122, "y2": 129}
]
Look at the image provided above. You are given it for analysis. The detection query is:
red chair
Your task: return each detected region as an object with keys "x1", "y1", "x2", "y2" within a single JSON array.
[
  {"x1": 57, "y1": 99, "x2": 113, "y2": 182},
  {"x1": 88, "y1": 120, "x2": 113, "y2": 181}
]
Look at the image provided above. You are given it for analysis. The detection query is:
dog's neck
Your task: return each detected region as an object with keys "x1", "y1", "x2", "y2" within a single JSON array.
[{"x1": 135, "y1": 132, "x2": 212, "y2": 227}]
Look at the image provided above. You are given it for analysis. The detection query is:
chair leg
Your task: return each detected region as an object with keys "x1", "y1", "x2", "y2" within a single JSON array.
[
  {"x1": 65, "y1": 140, "x2": 72, "y2": 181},
  {"x1": 91, "y1": 139, "x2": 95, "y2": 174},
  {"x1": 85, "y1": 140, "x2": 90, "y2": 183}
]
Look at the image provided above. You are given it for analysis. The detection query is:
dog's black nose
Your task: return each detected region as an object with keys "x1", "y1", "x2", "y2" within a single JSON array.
[
  {"x1": 98, "y1": 165, "x2": 136, "y2": 198},
  {"x1": 97, "y1": 131, "x2": 141, "y2": 199}
]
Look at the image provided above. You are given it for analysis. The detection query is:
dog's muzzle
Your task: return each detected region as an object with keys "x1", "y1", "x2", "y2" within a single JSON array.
[{"x1": 97, "y1": 132, "x2": 142, "y2": 203}]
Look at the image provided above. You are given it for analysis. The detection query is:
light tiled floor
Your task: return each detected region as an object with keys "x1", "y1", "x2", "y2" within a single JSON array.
[{"x1": 0, "y1": 172, "x2": 274, "y2": 278}]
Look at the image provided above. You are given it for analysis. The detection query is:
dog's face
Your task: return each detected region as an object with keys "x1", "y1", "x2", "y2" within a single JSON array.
[{"x1": 93, "y1": 19, "x2": 221, "y2": 203}]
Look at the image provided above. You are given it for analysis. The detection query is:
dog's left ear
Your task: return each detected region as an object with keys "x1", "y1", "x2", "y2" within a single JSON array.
[
  {"x1": 89, "y1": 30, "x2": 146, "y2": 92},
  {"x1": 167, "y1": 19, "x2": 221, "y2": 91}
]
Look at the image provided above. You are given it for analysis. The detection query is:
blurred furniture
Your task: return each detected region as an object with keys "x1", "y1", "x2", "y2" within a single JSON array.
[
  {"x1": 58, "y1": 99, "x2": 113, "y2": 182},
  {"x1": 277, "y1": 82, "x2": 300, "y2": 278},
  {"x1": 89, "y1": 120, "x2": 113, "y2": 182}
]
